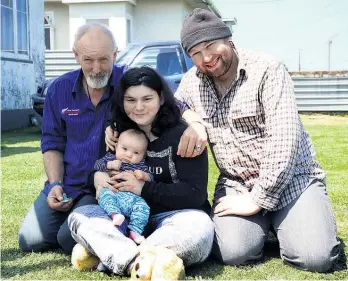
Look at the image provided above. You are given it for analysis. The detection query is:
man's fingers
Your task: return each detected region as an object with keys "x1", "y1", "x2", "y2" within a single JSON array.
[
  {"x1": 185, "y1": 136, "x2": 197, "y2": 157},
  {"x1": 215, "y1": 209, "x2": 234, "y2": 217},
  {"x1": 113, "y1": 180, "x2": 129, "y2": 190},
  {"x1": 177, "y1": 135, "x2": 189, "y2": 157}
]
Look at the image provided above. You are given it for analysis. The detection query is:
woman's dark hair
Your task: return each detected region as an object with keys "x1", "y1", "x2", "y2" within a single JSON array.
[{"x1": 111, "y1": 66, "x2": 181, "y2": 137}]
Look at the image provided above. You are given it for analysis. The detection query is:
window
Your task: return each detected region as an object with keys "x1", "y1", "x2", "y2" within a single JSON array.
[
  {"x1": 126, "y1": 18, "x2": 131, "y2": 44},
  {"x1": 129, "y1": 46, "x2": 184, "y2": 77},
  {"x1": 44, "y1": 12, "x2": 54, "y2": 50},
  {"x1": 1, "y1": 0, "x2": 29, "y2": 57}
]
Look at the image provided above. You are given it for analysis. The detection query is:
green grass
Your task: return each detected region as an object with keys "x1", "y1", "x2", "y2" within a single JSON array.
[{"x1": 1, "y1": 114, "x2": 348, "y2": 280}]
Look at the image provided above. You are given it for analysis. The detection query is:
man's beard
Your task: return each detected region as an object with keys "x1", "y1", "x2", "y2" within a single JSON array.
[
  {"x1": 86, "y1": 72, "x2": 110, "y2": 89},
  {"x1": 205, "y1": 56, "x2": 233, "y2": 78}
]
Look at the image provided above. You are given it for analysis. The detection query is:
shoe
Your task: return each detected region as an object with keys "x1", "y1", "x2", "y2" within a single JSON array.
[{"x1": 71, "y1": 243, "x2": 100, "y2": 270}]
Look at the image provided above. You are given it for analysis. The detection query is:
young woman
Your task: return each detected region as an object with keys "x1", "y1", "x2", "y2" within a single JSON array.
[{"x1": 68, "y1": 66, "x2": 214, "y2": 275}]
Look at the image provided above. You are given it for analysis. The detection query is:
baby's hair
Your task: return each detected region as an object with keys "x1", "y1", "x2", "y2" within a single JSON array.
[{"x1": 120, "y1": 128, "x2": 149, "y2": 147}]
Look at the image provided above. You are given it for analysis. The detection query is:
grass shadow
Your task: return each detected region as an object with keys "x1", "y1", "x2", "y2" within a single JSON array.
[
  {"x1": 186, "y1": 256, "x2": 224, "y2": 279},
  {"x1": 0, "y1": 248, "x2": 69, "y2": 279},
  {"x1": 1, "y1": 145, "x2": 41, "y2": 157},
  {"x1": 1, "y1": 248, "x2": 25, "y2": 262},
  {"x1": 333, "y1": 237, "x2": 347, "y2": 272},
  {"x1": 1, "y1": 127, "x2": 41, "y2": 146}
]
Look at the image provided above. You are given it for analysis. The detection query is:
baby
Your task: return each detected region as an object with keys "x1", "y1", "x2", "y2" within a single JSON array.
[{"x1": 94, "y1": 129, "x2": 152, "y2": 244}]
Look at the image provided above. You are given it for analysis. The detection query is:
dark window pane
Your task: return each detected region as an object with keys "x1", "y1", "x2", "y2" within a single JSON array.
[
  {"x1": 1, "y1": 0, "x2": 12, "y2": 8},
  {"x1": 17, "y1": 11, "x2": 27, "y2": 54},
  {"x1": 16, "y1": 0, "x2": 26, "y2": 12},
  {"x1": 1, "y1": 6, "x2": 14, "y2": 52},
  {"x1": 44, "y1": 16, "x2": 48, "y2": 24},
  {"x1": 45, "y1": 28, "x2": 51, "y2": 50}
]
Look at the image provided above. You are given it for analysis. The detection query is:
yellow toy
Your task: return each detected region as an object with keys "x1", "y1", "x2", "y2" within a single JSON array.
[
  {"x1": 71, "y1": 243, "x2": 100, "y2": 270},
  {"x1": 130, "y1": 246, "x2": 185, "y2": 281}
]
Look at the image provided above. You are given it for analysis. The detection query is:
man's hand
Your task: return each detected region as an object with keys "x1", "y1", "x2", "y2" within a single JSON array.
[
  {"x1": 94, "y1": 171, "x2": 117, "y2": 200},
  {"x1": 177, "y1": 121, "x2": 209, "y2": 158},
  {"x1": 214, "y1": 191, "x2": 262, "y2": 217},
  {"x1": 133, "y1": 170, "x2": 150, "y2": 181},
  {"x1": 107, "y1": 160, "x2": 122, "y2": 171},
  {"x1": 105, "y1": 126, "x2": 119, "y2": 152},
  {"x1": 47, "y1": 185, "x2": 73, "y2": 212},
  {"x1": 113, "y1": 172, "x2": 144, "y2": 196}
]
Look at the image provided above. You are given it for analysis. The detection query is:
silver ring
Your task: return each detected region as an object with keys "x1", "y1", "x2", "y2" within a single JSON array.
[{"x1": 194, "y1": 144, "x2": 201, "y2": 152}]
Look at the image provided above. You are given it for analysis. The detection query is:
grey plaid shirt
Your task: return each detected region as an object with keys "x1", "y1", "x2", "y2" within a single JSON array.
[{"x1": 175, "y1": 48, "x2": 325, "y2": 211}]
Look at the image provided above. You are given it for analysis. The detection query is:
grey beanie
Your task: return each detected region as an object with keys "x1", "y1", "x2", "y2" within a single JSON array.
[{"x1": 181, "y1": 8, "x2": 232, "y2": 53}]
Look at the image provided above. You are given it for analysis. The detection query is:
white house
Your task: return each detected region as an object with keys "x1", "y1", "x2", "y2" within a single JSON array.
[
  {"x1": 1, "y1": 0, "x2": 45, "y2": 131},
  {"x1": 44, "y1": 0, "x2": 236, "y2": 51}
]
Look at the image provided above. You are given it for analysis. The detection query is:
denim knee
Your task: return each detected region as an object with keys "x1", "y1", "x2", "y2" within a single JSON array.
[
  {"x1": 284, "y1": 247, "x2": 338, "y2": 273},
  {"x1": 57, "y1": 222, "x2": 76, "y2": 254},
  {"x1": 213, "y1": 240, "x2": 263, "y2": 266},
  {"x1": 18, "y1": 227, "x2": 54, "y2": 252}
]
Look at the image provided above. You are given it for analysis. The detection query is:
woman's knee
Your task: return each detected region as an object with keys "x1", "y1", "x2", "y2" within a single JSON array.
[{"x1": 171, "y1": 210, "x2": 214, "y2": 264}]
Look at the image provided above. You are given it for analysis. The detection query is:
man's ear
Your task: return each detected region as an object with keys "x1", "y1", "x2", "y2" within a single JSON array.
[
  {"x1": 73, "y1": 48, "x2": 80, "y2": 65},
  {"x1": 112, "y1": 49, "x2": 117, "y2": 63}
]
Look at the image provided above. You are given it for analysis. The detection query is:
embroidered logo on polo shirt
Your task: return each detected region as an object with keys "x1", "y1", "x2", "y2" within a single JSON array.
[{"x1": 61, "y1": 108, "x2": 80, "y2": 116}]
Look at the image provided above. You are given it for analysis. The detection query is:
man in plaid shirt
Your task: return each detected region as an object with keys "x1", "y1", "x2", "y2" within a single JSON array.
[{"x1": 175, "y1": 8, "x2": 339, "y2": 272}]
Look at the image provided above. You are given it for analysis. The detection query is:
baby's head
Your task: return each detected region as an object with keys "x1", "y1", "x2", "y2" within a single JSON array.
[{"x1": 115, "y1": 129, "x2": 148, "y2": 164}]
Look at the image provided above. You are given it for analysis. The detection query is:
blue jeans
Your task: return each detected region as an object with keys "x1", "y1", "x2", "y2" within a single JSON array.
[
  {"x1": 18, "y1": 192, "x2": 97, "y2": 254},
  {"x1": 211, "y1": 178, "x2": 340, "y2": 272}
]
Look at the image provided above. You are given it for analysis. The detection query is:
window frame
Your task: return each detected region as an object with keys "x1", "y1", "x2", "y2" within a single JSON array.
[
  {"x1": 44, "y1": 11, "x2": 55, "y2": 50},
  {"x1": 129, "y1": 45, "x2": 184, "y2": 77},
  {"x1": 1, "y1": 0, "x2": 30, "y2": 60}
]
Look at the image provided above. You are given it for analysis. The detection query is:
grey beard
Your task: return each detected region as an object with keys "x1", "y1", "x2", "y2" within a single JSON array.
[{"x1": 86, "y1": 73, "x2": 110, "y2": 89}]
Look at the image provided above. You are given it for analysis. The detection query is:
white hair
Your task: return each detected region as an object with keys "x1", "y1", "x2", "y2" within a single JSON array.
[{"x1": 73, "y1": 22, "x2": 117, "y2": 51}]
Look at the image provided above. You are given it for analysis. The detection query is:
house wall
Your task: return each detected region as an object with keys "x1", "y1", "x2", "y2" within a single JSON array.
[
  {"x1": 183, "y1": 0, "x2": 193, "y2": 19},
  {"x1": 133, "y1": 0, "x2": 183, "y2": 42},
  {"x1": 1, "y1": 0, "x2": 45, "y2": 131},
  {"x1": 68, "y1": 2, "x2": 130, "y2": 50},
  {"x1": 45, "y1": 2, "x2": 70, "y2": 50}
]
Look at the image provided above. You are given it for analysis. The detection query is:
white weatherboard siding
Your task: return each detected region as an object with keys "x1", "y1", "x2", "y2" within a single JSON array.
[
  {"x1": 68, "y1": 2, "x2": 129, "y2": 49},
  {"x1": 133, "y1": 0, "x2": 184, "y2": 42},
  {"x1": 45, "y1": 2, "x2": 69, "y2": 50},
  {"x1": 1, "y1": 0, "x2": 45, "y2": 130},
  {"x1": 1, "y1": 1, "x2": 45, "y2": 110}
]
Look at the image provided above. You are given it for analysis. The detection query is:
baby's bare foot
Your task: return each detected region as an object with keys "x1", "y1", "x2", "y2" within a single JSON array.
[
  {"x1": 129, "y1": 230, "x2": 145, "y2": 244},
  {"x1": 111, "y1": 214, "x2": 125, "y2": 226}
]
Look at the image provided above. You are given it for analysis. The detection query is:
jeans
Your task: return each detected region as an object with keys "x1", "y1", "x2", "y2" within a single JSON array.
[
  {"x1": 211, "y1": 178, "x2": 340, "y2": 272},
  {"x1": 18, "y1": 192, "x2": 97, "y2": 254}
]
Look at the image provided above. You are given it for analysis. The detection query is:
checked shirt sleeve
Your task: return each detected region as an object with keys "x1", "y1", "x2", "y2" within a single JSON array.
[
  {"x1": 174, "y1": 72, "x2": 195, "y2": 111},
  {"x1": 250, "y1": 62, "x2": 301, "y2": 210}
]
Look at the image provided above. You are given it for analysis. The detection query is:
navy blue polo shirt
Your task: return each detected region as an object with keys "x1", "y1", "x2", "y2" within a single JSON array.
[{"x1": 41, "y1": 65, "x2": 125, "y2": 199}]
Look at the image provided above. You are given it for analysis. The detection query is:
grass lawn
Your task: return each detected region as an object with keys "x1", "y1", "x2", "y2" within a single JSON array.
[{"x1": 1, "y1": 114, "x2": 348, "y2": 280}]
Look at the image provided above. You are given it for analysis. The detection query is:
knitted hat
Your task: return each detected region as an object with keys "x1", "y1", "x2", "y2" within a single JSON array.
[{"x1": 181, "y1": 8, "x2": 232, "y2": 53}]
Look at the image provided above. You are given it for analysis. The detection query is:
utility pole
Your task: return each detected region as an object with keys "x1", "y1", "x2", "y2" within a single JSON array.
[
  {"x1": 328, "y1": 34, "x2": 338, "y2": 71},
  {"x1": 298, "y1": 48, "x2": 301, "y2": 71},
  {"x1": 328, "y1": 40, "x2": 332, "y2": 71}
]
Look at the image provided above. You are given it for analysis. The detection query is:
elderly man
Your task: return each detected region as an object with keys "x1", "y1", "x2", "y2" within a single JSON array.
[
  {"x1": 175, "y1": 8, "x2": 340, "y2": 273},
  {"x1": 18, "y1": 23, "x2": 124, "y2": 254}
]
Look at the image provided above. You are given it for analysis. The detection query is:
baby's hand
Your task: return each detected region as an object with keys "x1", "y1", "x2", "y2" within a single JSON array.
[{"x1": 107, "y1": 160, "x2": 122, "y2": 171}]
